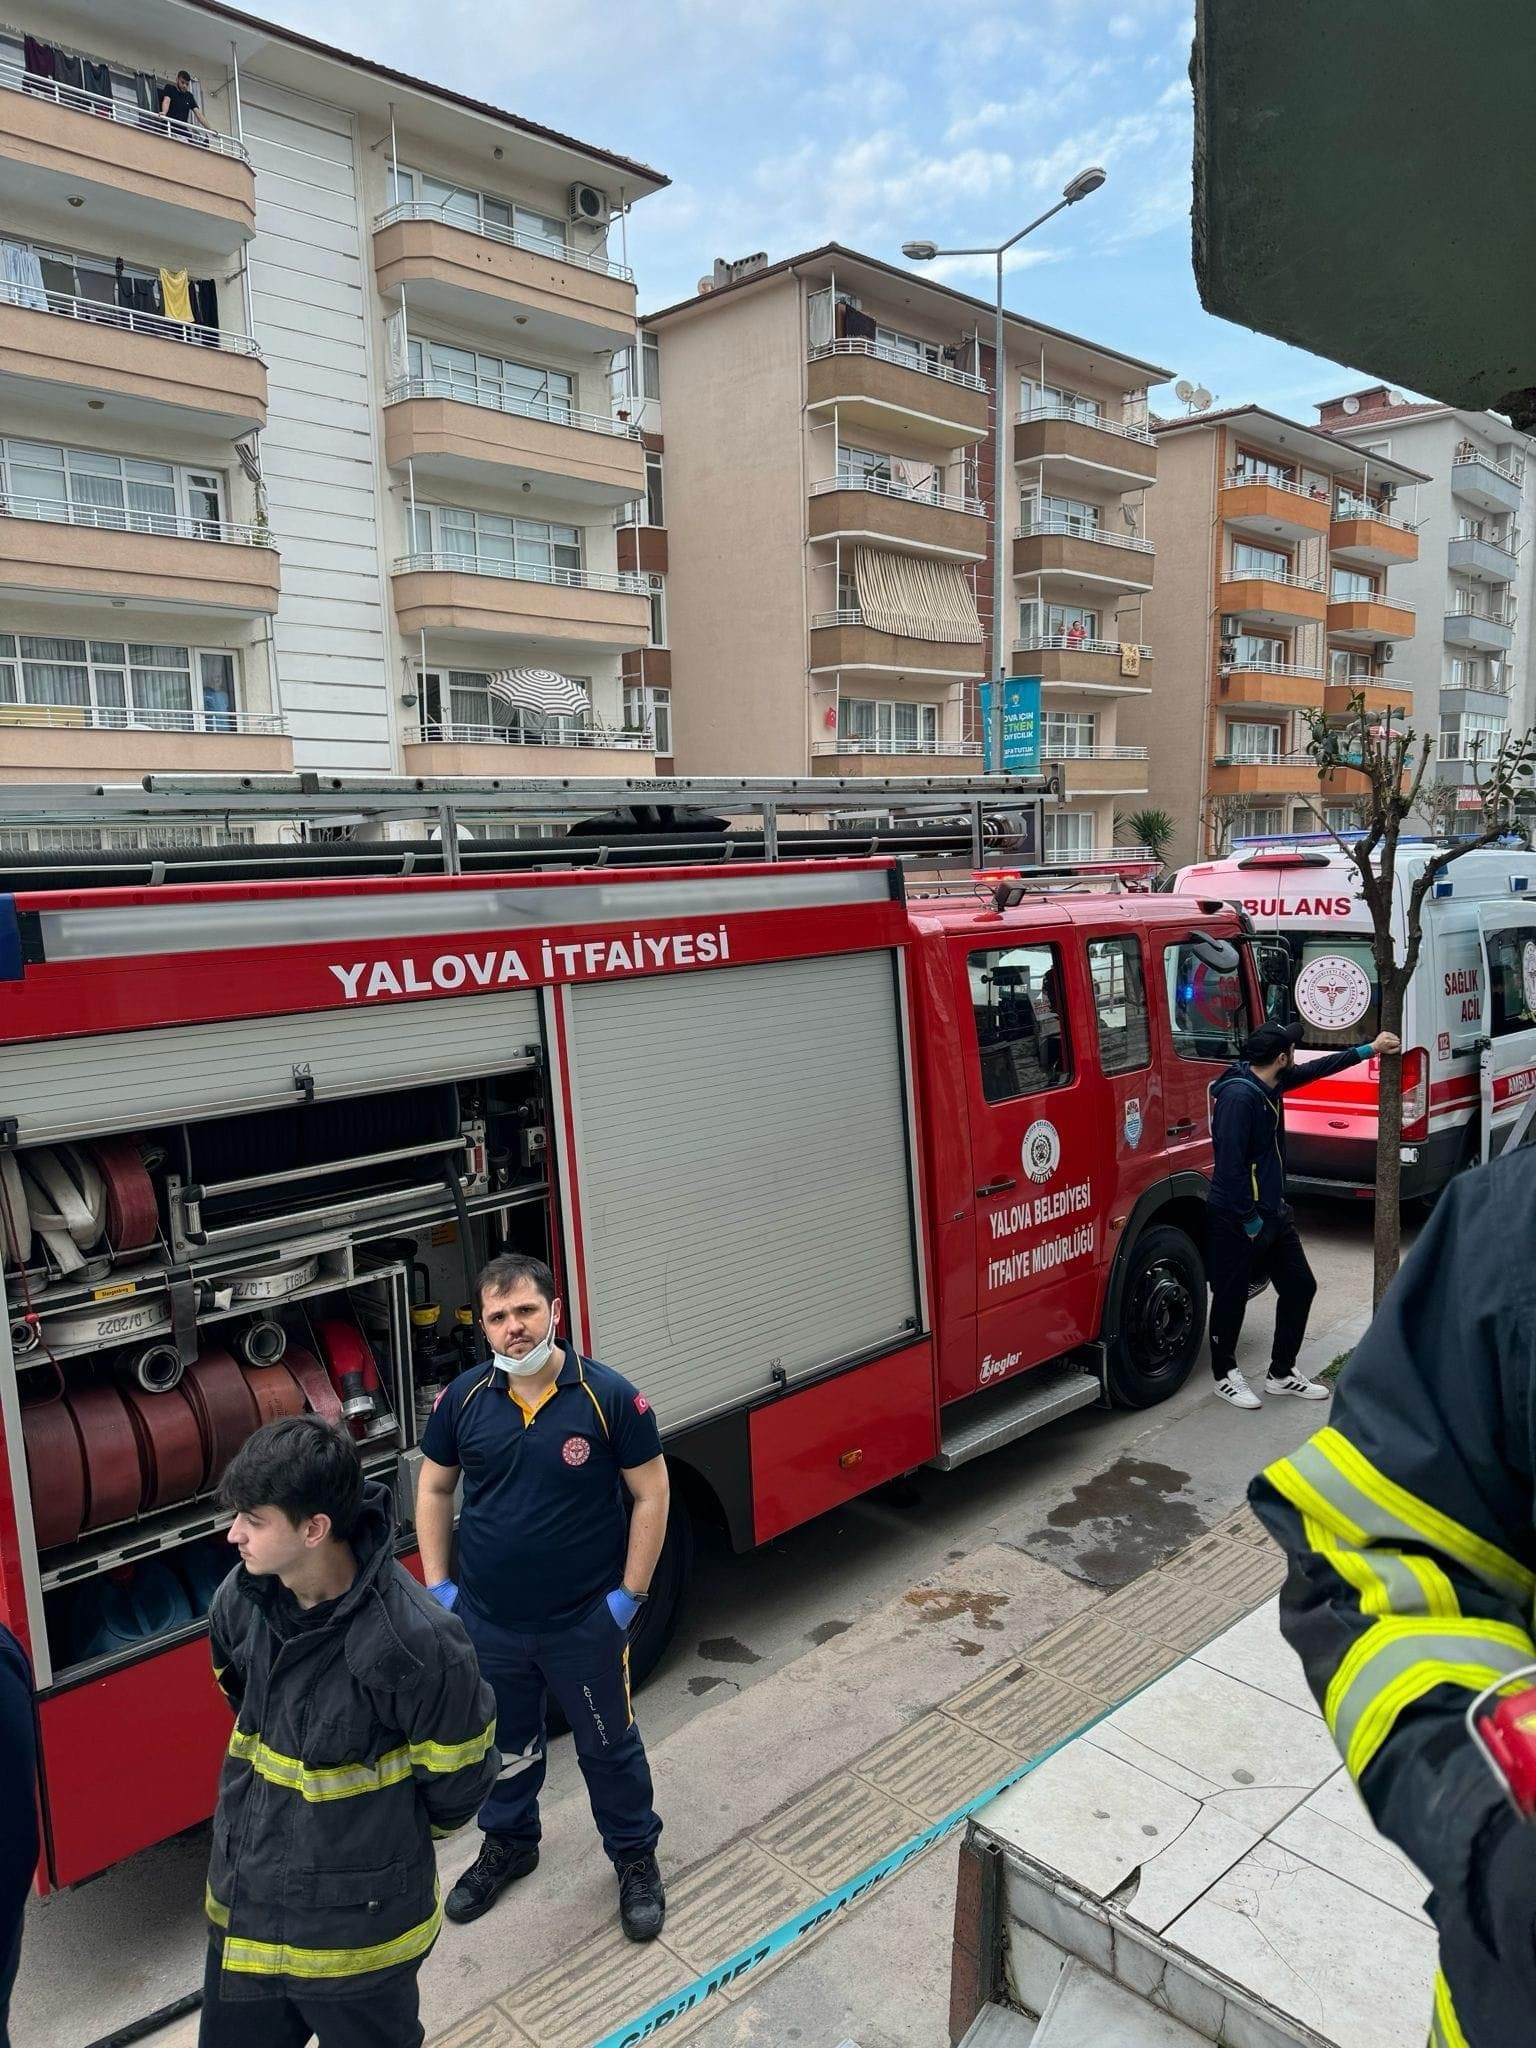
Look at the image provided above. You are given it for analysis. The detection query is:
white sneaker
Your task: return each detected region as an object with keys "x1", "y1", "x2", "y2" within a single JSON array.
[
  {"x1": 1214, "y1": 1370, "x2": 1262, "y2": 1410},
  {"x1": 1266, "y1": 1371, "x2": 1330, "y2": 1401}
]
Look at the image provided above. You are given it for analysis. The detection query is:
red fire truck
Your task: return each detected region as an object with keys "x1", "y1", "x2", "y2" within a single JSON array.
[{"x1": 0, "y1": 775, "x2": 1257, "y2": 1889}]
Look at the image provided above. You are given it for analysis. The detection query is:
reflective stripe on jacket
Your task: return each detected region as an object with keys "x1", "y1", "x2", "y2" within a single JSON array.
[
  {"x1": 206, "y1": 1483, "x2": 498, "y2": 2001},
  {"x1": 1250, "y1": 1152, "x2": 1536, "y2": 2048}
]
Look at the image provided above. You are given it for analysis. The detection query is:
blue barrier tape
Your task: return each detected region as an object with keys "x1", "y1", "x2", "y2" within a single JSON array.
[{"x1": 588, "y1": 1704, "x2": 1114, "y2": 2048}]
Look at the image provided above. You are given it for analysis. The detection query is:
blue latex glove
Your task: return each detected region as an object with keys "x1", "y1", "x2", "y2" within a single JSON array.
[
  {"x1": 1243, "y1": 1214, "x2": 1264, "y2": 1239},
  {"x1": 606, "y1": 1587, "x2": 643, "y2": 1631},
  {"x1": 428, "y1": 1579, "x2": 458, "y2": 1611}
]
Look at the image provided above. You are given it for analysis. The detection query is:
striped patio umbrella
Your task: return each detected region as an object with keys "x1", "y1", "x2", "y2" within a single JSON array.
[{"x1": 485, "y1": 669, "x2": 590, "y2": 725}]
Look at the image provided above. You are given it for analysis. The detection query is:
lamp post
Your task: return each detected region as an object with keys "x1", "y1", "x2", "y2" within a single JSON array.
[{"x1": 904, "y1": 167, "x2": 1106, "y2": 775}]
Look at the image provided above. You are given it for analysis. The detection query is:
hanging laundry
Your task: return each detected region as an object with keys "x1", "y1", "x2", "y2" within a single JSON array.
[
  {"x1": 1, "y1": 244, "x2": 48, "y2": 313},
  {"x1": 82, "y1": 59, "x2": 113, "y2": 104},
  {"x1": 23, "y1": 36, "x2": 57, "y2": 82},
  {"x1": 843, "y1": 306, "x2": 878, "y2": 342},
  {"x1": 56, "y1": 52, "x2": 85, "y2": 91},
  {"x1": 158, "y1": 269, "x2": 192, "y2": 323},
  {"x1": 190, "y1": 278, "x2": 219, "y2": 330}
]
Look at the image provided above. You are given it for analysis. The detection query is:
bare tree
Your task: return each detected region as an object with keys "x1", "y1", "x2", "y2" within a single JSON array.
[
  {"x1": 1301, "y1": 694, "x2": 1536, "y2": 1305},
  {"x1": 1201, "y1": 793, "x2": 1251, "y2": 858}
]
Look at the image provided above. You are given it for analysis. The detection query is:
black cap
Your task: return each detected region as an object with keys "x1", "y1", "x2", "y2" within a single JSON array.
[{"x1": 1243, "y1": 1020, "x2": 1304, "y2": 1065}]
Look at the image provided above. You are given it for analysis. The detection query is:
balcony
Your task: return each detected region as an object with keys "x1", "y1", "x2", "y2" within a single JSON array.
[
  {"x1": 1330, "y1": 507, "x2": 1420, "y2": 566},
  {"x1": 808, "y1": 475, "x2": 987, "y2": 559},
  {"x1": 1209, "y1": 756, "x2": 1320, "y2": 796},
  {"x1": 0, "y1": 281, "x2": 266, "y2": 433},
  {"x1": 0, "y1": 499, "x2": 278, "y2": 615},
  {"x1": 0, "y1": 702, "x2": 291, "y2": 781},
  {"x1": 1012, "y1": 520, "x2": 1154, "y2": 593},
  {"x1": 383, "y1": 380, "x2": 644, "y2": 506},
  {"x1": 811, "y1": 738, "x2": 981, "y2": 773},
  {"x1": 0, "y1": 64, "x2": 255, "y2": 253},
  {"x1": 1447, "y1": 531, "x2": 1519, "y2": 583},
  {"x1": 1325, "y1": 595, "x2": 1415, "y2": 643},
  {"x1": 1452, "y1": 449, "x2": 1524, "y2": 515},
  {"x1": 1322, "y1": 681, "x2": 1413, "y2": 717},
  {"x1": 1054, "y1": 746, "x2": 1151, "y2": 796},
  {"x1": 1221, "y1": 471, "x2": 1332, "y2": 540},
  {"x1": 390, "y1": 554, "x2": 649, "y2": 647},
  {"x1": 1218, "y1": 660, "x2": 1326, "y2": 709},
  {"x1": 1219, "y1": 569, "x2": 1327, "y2": 627},
  {"x1": 372, "y1": 204, "x2": 635, "y2": 353},
  {"x1": 401, "y1": 721, "x2": 655, "y2": 777},
  {"x1": 808, "y1": 610, "x2": 984, "y2": 677},
  {"x1": 1013, "y1": 407, "x2": 1156, "y2": 488},
  {"x1": 806, "y1": 340, "x2": 989, "y2": 447},
  {"x1": 1012, "y1": 636, "x2": 1152, "y2": 694},
  {"x1": 1444, "y1": 596, "x2": 1517, "y2": 653}
]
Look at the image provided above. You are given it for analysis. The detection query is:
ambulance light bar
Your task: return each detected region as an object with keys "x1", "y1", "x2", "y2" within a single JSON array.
[{"x1": 1236, "y1": 850, "x2": 1331, "y2": 870}]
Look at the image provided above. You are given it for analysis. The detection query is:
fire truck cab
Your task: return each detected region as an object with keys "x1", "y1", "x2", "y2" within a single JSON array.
[{"x1": 0, "y1": 777, "x2": 1257, "y2": 1889}]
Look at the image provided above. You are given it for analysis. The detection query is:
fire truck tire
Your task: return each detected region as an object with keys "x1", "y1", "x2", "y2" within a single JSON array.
[{"x1": 1106, "y1": 1224, "x2": 1206, "y2": 1409}]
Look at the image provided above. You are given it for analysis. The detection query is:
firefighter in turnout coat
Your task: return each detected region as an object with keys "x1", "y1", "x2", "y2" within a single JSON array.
[
  {"x1": 1251, "y1": 1148, "x2": 1536, "y2": 2048},
  {"x1": 203, "y1": 1417, "x2": 498, "y2": 2048}
]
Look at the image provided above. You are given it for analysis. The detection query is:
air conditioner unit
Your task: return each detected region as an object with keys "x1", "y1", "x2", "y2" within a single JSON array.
[
  {"x1": 569, "y1": 182, "x2": 610, "y2": 225},
  {"x1": 1377, "y1": 642, "x2": 1396, "y2": 662}
]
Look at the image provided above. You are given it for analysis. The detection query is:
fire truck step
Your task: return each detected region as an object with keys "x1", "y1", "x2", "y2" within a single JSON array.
[{"x1": 932, "y1": 1364, "x2": 1101, "y2": 1472}]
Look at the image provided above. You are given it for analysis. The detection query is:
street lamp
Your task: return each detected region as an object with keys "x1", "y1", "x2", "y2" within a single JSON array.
[{"x1": 903, "y1": 166, "x2": 1107, "y2": 775}]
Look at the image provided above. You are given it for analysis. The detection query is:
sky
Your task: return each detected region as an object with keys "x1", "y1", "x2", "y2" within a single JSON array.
[{"x1": 278, "y1": 0, "x2": 1388, "y2": 419}]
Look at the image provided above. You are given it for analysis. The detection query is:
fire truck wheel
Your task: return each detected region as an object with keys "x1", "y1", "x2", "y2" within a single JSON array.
[{"x1": 1107, "y1": 1224, "x2": 1206, "y2": 1409}]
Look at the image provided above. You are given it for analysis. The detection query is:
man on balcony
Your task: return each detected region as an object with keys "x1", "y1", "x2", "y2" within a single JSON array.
[{"x1": 159, "y1": 71, "x2": 211, "y2": 139}]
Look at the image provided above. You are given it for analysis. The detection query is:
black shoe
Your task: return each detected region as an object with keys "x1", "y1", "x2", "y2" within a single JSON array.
[
  {"x1": 617, "y1": 1852, "x2": 666, "y2": 1942},
  {"x1": 445, "y1": 1835, "x2": 539, "y2": 1924}
]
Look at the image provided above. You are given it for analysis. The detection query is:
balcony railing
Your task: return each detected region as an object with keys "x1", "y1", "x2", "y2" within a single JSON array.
[
  {"x1": 1015, "y1": 633, "x2": 1153, "y2": 659},
  {"x1": 414, "y1": 720, "x2": 652, "y2": 749},
  {"x1": 1015, "y1": 517, "x2": 1154, "y2": 553},
  {"x1": 1224, "y1": 468, "x2": 1330, "y2": 503},
  {"x1": 1043, "y1": 744, "x2": 1150, "y2": 760},
  {"x1": 384, "y1": 377, "x2": 641, "y2": 441},
  {"x1": 809, "y1": 607, "x2": 984, "y2": 641},
  {"x1": 1449, "y1": 593, "x2": 1518, "y2": 625},
  {"x1": 0, "y1": 59, "x2": 251, "y2": 161},
  {"x1": 0, "y1": 494, "x2": 271, "y2": 546},
  {"x1": 373, "y1": 201, "x2": 633, "y2": 282},
  {"x1": 1045, "y1": 844, "x2": 1155, "y2": 865},
  {"x1": 1214, "y1": 751, "x2": 1310, "y2": 767},
  {"x1": 1455, "y1": 444, "x2": 1525, "y2": 487},
  {"x1": 812, "y1": 474, "x2": 985, "y2": 516},
  {"x1": 1016, "y1": 403, "x2": 1153, "y2": 446},
  {"x1": 392, "y1": 553, "x2": 648, "y2": 595},
  {"x1": 0, "y1": 276, "x2": 259, "y2": 354},
  {"x1": 1334, "y1": 497, "x2": 1416, "y2": 531},
  {"x1": 807, "y1": 338, "x2": 987, "y2": 394},
  {"x1": 1224, "y1": 659, "x2": 1326, "y2": 679},
  {"x1": 1224, "y1": 565, "x2": 1326, "y2": 590},
  {"x1": 0, "y1": 701, "x2": 285, "y2": 734},
  {"x1": 812, "y1": 737, "x2": 981, "y2": 758}
]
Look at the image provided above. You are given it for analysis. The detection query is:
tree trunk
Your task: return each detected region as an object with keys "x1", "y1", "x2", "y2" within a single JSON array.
[{"x1": 1372, "y1": 981, "x2": 1407, "y2": 1307}]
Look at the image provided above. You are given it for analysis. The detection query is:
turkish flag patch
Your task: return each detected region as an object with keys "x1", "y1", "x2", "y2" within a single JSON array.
[
  {"x1": 634, "y1": 1393, "x2": 650, "y2": 1415},
  {"x1": 562, "y1": 1436, "x2": 591, "y2": 1467}
]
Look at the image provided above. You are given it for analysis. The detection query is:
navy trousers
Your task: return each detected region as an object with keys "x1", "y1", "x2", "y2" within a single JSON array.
[{"x1": 457, "y1": 1592, "x2": 661, "y2": 1866}]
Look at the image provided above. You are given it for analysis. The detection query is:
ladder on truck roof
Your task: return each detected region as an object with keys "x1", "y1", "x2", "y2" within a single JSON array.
[{"x1": 0, "y1": 772, "x2": 1060, "y2": 890}]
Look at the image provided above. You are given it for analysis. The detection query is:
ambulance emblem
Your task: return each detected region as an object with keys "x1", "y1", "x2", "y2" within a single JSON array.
[
  {"x1": 1021, "y1": 1118, "x2": 1061, "y2": 1184},
  {"x1": 1523, "y1": 941, "x2": 1536, "y2": 1015},
  {"x1": 562, "y1": 1436, "x2": 591, "y2": 1467}
]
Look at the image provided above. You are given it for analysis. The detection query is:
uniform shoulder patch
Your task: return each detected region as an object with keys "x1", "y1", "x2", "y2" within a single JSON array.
[{"x1": 634, "y1": 1393, "x2": 651, "y2": 1415}]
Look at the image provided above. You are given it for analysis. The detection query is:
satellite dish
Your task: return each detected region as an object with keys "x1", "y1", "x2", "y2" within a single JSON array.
[
  {"x1": 1193, "y1": 386, "x2": 1213, "y2": 410},
  {"x1": 1175, "y1": 379, "x2": 1194, "y2": 402},
  {"x1": 1388, "y1": 392, "x2": 1405, "y2": 407},
  {"x1": 1342, "y1": 395, "x2": 1361, "y2": 415}
]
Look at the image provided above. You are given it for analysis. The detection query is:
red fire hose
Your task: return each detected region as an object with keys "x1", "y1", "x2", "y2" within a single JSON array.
[
  {"x1": 70, "y1": 1382, "x2": 145, "y2": 1531},
  {"x1": 121, "y1": 1383, "x2": 206, "y2": 1511},
  {"x1": 240, "y1": 1359, "x2": 305, "y2": 1428},
  {"x1": 282, "y1": 1345, "x2": 344, "y2": 1423},
  {"x1": 314, "y1": 1318, "x2": 381, "y2": 1424},
  {"x1": 21, "y1": 1399, "x2": 87, "y2": 1549},
  {"x1": 182, "y1": 1350, "x2": 260, "y2": 1491},
  {"x1": 90, "y1": 1136, "x2": 159, "y2": 1256}
]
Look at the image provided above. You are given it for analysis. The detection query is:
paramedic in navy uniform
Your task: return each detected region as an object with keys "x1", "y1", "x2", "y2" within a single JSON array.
[{"x1": 416, "y1": 1253, "x2": 669, "y2": 1940}]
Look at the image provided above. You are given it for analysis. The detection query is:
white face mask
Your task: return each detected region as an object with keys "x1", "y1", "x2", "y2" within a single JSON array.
[{"x1": 492, "y1": 1323, "x2": 558, "y2": 1379}]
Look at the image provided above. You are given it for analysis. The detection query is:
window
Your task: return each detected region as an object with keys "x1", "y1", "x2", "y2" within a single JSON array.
[
  {"x1": 393, "y1": 167, "x2": 567, "y2": 255},
  {"x1": 419, "y1": 668, "x2": 590, "y2": 743},
  {"x1": 1044, "y1": 811, "x2": 1095, "y2": 859},
  {"x1": 1087, "y1": 937, "x2": 1150, "y2": 1074},
  {"x1": 1484, "y1": 926, "x2": 1536, "y2": 1039},
  {"x1": 1021, "y1": 490, "x2": 1100, "y2": 536},
  {"x1": 1231, "y1": 807, "x2": 1283, "y2": 840},
  {"x1": 1232, "y1": 450, "x2": 1293, "y2": 486},
  {"x1": 1441, "y1": 710, "x2": 1507, "y2": 760},
  {"x1": 0, "y1": 440, "x2": 225, "y2": 534},
  {"x1": 1324, "y1": 804, "x2": 1361, "y2": 833},
  {"x1": 1019, "y1": 379, "x2": 1102, "y2": 425},
  {"x1": 644, "y1": 451, "x2": 664, "y2": 527},
  {"x1": 1232, "y1": 540, "x2": 1290, "y2": 578},
  {"x1": 1163, "y1": 942, "x2": 1252, "y2": 1061},
  {"x1": 409, "y1": 506, "x2": 581, "y2": 580},
  {"x1": 838, "y1": 698, "x2": 939, "y2": 754},
  {"x1": 1331, "y1": 566, "x2": 1377, "y2": 602},
  {"x1": 874, "y1": 322, "x2": 942, "y2": 368},
  {"x1": 1232, "y1": 632, "x2": 1288, "y2": 668},
  {"x1": 0, "y1": 634, "x2": 241, "y2": 729},
  {"x1": 968, "y1": 944, "x2": 1071, "y2": 1103},
  {"x1": 647, "y1": 575, "x2": 667, "y2": 648},
  {"x1": 1018, "y1": 600, "x2": 1099, "y2": 644},
  {"x1": 1042, "y1": 711, "x2": 1097, "y2": 756},
  {"x1": 1329, "y1": 647, "x2": 1374, "y2": 685},
  {"x1": 1227, "y1": 721, "x2": 1282, "y2": 761},
  {"x1": 838, "y1": 444, "x2": 941, "y2": 500},
  {"x1": 404, "y1": 338, "x2": 573, "y2": 420},
  {"x1": 623, "y1": 682, "x2": 671, "y2": 753}
]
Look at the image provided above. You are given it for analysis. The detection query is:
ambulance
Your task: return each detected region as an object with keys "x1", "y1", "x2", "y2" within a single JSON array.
[{"x1": 1169, "y1": 837, "x2": 1536, "y2": 1199}]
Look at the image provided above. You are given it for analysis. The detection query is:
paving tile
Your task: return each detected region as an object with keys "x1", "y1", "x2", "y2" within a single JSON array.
[
  {"x1": 1209, "y1": 1504, "x2": 1274, "y2": 1550},
  {"x1": 1023, "y1": 1608, "x2": 1183, "y2": 1699},
  {"x1": 1270, "y1": 1768, "x2": 1430, "y2": 1920},
  {"x1": 944, "y1": 1657, "x2": 1102, "y2": 1758},
  {"x1": 1190, "y1": 1600, "x2": 1320, "y2": 1718},
  {"x1": 498, "y1": 1922, "x2": 693, "y2": 2048},
  {"x1": 853, "y1": 1708, "x2": 1016, "y2": 1821},
  {"x1": 752, "y1": 1770, "x2": 925, "y2": 1892},
  {"x1": 1094, "y1": 1537, "x2": 1283, "y2": 1653},
  {"x1": 659, "y1": 1837, "x2": 818, "y2": 1972},
  {"x1": 982, "y1": 1738, "x2": 1203, "y2": 1897},
  {"x1": 429, "y1": 2008, "x2": 535, "y2": 2048},
  {"x1": 1157, "y1": 1531, "x2": 1288, "y2": 1604},
  {"x1": 1122, "y1": 1805, "x2": 1263, "y2": 1936}
]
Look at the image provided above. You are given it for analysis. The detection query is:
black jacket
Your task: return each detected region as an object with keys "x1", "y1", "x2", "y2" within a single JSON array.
[
  {"x1": 206, "y1": 1485, "x2": 497, "y2": 2001},
  {"x1": 0, "y1": 1623, "x2": 36, "y2": 2023},
  {"x1": 1251, "y1": 1152, "x2": 1536, "y2": 2048},
  {"x1": 1208, "y1": 1046, "x2": 1369, "y2": 1220}
]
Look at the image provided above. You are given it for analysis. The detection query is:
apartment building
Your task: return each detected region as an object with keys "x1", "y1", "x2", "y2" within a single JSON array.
[
  {"x1": 640, "y1": 247, "x2": 1169, "y2": 862},
  {"x1": 1123, "y1": 407, "x2": 1430, "y2": 865},
  {"x1": 1318, "y1": 387, "x2": 1536, "y2": 814},
  {"x1": 0, "y1": 0, "x2": 666, "y2": 825}
]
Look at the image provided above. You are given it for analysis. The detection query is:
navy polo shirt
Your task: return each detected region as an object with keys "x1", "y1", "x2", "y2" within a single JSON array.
[{"x1": 421, "y1": 1340, "x2": 662, "y2": 1631}]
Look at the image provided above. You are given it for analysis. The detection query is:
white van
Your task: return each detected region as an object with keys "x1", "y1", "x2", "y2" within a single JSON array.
[{"x1": 1169, "y1": 837, "x2": 1536, "y2": 1199}]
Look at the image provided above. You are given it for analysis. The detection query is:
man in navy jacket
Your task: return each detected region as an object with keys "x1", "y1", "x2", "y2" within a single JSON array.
[
  {"x1": 1207, "y1": 1019, "x2": 1398, "y2": 1408},
  {"x1": 0, "y1": 1622, "x2": 36, "y2": 2048}
]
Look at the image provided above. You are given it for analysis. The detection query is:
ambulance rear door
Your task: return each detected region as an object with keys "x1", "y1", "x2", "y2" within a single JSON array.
[{"x1": 1476, "y1": 902, "x2": 1536, "y2": 1162}]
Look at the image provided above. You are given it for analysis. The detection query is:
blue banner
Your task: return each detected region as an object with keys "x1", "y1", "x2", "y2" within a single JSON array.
[{"x1": 981, "y1": 676, "x2": 1043, "y2": 773}]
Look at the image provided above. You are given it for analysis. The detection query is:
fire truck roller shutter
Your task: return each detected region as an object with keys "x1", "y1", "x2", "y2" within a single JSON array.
[
  {"x1": 1, "y1": 990, "x2": 542, "y2": 1146},
  {"x1": 564, "y1": 951, "x2": 921, "y2": 1430}
]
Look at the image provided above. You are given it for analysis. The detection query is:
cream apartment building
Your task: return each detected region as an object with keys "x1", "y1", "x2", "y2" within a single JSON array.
[
  {"x1": 0, "y1": 0, "x2": 667, "y2": 824},
  {"x1": 641, "y1": 247, "x2": 1170, "y2": 861},
  {"x1": 1123, "y1": 407, "x2": 1430, "y2": 866}
]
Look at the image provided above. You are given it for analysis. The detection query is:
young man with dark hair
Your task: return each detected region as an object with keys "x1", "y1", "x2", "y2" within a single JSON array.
[
  {"x1": 416, "y1": 1253, "x2": 670, "y2": 1940},
  {"x1": 159, "y1": 69, "x2": 208, "y2": 130},
  {"x1": 202, "y1": 1415, "x2": 498, "y2": 2048}
]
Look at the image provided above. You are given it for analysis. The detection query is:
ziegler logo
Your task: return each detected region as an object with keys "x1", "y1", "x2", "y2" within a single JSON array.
[{"x1": 980, "y1": 1351, "x2": 1022, "y2": 1384}]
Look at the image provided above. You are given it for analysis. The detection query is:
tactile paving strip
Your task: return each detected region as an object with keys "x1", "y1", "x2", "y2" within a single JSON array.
[
  {"x1": 499, "y1": 1926, "x2": 693, "y2": 2048},
  {"x1": 660, "y1": 1838, "x2": 818, "y2": 1970},
  {"x1": 432, "y1": 2011, "x2": 534, "y2": 2048},
  {"x1": 943, "y1": 1658, "x2": 1103, "y2": 1756},
  {"x1": 853, "y1": 1709, "x2": 1016, "y2": 1822},
  {"x1": 1022, "y1": 1610, "x2": 1183, "y2": 1698},
  {"x1": 1096, "y1": 1537, "x2": 1286, "y2": 1651},
  {"x1": 754, "y1": 1771, "x2": 926, "y2": 1894}
]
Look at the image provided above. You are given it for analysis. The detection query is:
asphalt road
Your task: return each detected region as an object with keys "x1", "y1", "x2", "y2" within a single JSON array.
[{"x1": 12, "y1": 1196, "x2": 1388, "y2": 2048}]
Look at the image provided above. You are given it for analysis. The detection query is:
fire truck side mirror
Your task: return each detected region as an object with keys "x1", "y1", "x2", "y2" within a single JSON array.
[
  {"x1": 1257, "y1": 943, "x2": 1291, "y2": 987},
  {"x1": 1186, "y1": 931, "x2": 1240, "y2": 975}
]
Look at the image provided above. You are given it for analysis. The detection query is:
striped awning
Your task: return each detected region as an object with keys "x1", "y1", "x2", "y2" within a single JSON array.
[{"x1": 485, "y1": 669, "x2": 590, "y2": 722}]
